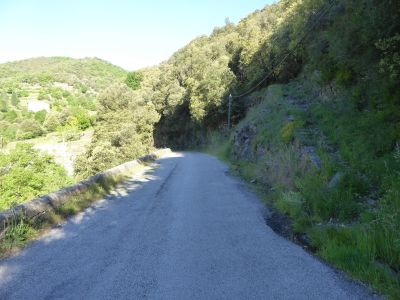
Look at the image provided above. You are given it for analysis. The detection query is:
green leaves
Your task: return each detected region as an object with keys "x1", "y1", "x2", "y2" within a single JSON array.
[
  {"x1": 376, "y1": 34, "x2": 400, "y2": 80},
  {"x1": 74, "y1": 84, "x2": 160, "y2": 177},
  {"x1": 0, "y1": 144, "x2": 71, "y2": 210},
  {"x1": 125, "y1": 71, "x2": 142, "y2": 90}
]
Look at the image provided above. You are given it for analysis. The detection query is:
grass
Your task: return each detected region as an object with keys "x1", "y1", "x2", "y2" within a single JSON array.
[
  {"x1": 206, "y1": 80, "x2": 400, "y2": 299},
  {"x1": 310, "y1": 225, "x2": 400, "y2": 299},
  {"x1": 0, "y1": 161, "x2": 152, "y2": 259},
  {"x1": 0, "y1": 218, "x2": 38, "y2": 256},
  {"x1": 204, "y1": 130, "x2": 232, "y2": 163}
]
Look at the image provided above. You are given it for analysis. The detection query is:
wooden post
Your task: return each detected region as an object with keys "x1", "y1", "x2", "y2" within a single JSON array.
[{"x1": 228, "y1": 94, "x2": 233, "y2": 129}]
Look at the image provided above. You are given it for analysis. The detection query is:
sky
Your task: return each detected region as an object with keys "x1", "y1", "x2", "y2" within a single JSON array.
[{"x1": 0, "y1": 0, "x2": 274, "y2": 71}]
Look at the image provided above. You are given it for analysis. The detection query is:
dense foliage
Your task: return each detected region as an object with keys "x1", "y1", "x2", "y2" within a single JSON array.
[
  {"x1": 125, "y1": 71, "x2": 142, "y2": 90},
  {"x1": 101, "y1": 0, "x2": 395, "y2": 150},
  {"x1": 74, "y1": 84, "x2": 159, "y2": 178},
  {"x1": 0, "y1": 144, "x2": 71, "y2": 210}
]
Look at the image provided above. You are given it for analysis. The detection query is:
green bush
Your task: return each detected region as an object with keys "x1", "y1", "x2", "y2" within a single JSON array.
[
  {"x1": 43, "y1": 112, "x2": 62, "y2": 132},
  {"x1": 75, "y1": 84, "x2": 160, "y2": 177},
  {"x1": 335, "y1": 65, "x2": 354, "y2": 87},
  {"x1": 125, "y1": 71, "x2": 142, "y2": 90},
  {"x1": 34, "y1": 110, "x2": 47, "y2": 124},
  {"x1": 2, "y1": 109, "x2": 18, "y2": 122},
  {"x1": 0, "y1": 144, "x2": 71, "y2": 210},
  {"x1": 0, "y1": 121, "x2": 16, "y2": 142},
  {"x1": 16, "y1": 120, "x2": 44, "y2": 140}
]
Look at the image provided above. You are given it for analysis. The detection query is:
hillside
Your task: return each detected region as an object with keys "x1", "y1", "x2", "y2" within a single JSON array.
[
  {"x1": 0, "y1": 57, "x2": 127, "y2": 144},
  {"x1": 0, "y1": 57, "x2": 127, "y2": 93}
]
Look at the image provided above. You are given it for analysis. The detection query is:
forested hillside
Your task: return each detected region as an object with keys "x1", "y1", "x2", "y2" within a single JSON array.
[{"x1": 76, "y1": 0, "x2": 399, "y2": 297}]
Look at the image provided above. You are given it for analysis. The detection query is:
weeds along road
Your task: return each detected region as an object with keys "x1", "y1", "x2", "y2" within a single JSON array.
[{"x1": 0, "y1": 152, "x2": 378, "y2": 299}]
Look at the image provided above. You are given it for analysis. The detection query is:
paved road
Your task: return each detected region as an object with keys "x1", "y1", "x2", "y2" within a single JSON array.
[{"x1": 0, "y1": 152, "x2": 377, "y2": 299}]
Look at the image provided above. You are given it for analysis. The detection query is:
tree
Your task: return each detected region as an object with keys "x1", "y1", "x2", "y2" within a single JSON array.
[
  {"x1": 75, "y1": 84, "x2": 160, "y2": 177},
  {"x1": 125, "y1": 71, "x2": 142, "y2": 90},
  {"x1": 376, "y1": 34, "x2": 400, "y2": 80}
]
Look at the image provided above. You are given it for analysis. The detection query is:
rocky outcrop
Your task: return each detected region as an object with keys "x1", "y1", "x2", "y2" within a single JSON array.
[{"x1": 233, "y1": 123, "x2": 257, "y2": 161}]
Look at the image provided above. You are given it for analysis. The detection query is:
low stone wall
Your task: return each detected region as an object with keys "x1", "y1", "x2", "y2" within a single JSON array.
[{"x1": 0, "y1": 149, "x2": 170, "y2": 236}]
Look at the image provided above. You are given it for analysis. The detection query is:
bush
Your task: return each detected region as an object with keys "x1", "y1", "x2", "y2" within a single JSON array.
[
  {"x1": 17, "y1": 120, "x2": 44, "y2": 140},
  {"x1": 0, "y1": 144, "x2": 71, "y2": 210},
  {"x1": 0, "y1": 121, "x2": 16, "y2": 142},
  {"x1": 335, "y1": 64, "x2": 354, "y2": 87},
  {"x1": 34, "y1": 110, "x2": 47, "y2": 124},
  {"x1": 43, "y1": 112, "x2": 62, "y2": 132}
]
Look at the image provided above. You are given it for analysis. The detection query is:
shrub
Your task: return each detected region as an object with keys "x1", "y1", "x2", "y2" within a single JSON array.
[
  {"x1": 0, "y1": 144, "x2": 71, "y2": 210},
  {"x1": 34, "y1": 110, "x2": 47, "y2": 124},
  {"x1": 43, "y1": 112, "x2": 62, "y2": 132},
  {"x1": 280, "y1": 120, "x2": 304, "y2": 144},
  {"x1": 17, "y1": 120, "x2": 44, "y2": 140},
  {"x1": 335, "y1": 64, "x2": 354, "y2": 87}
]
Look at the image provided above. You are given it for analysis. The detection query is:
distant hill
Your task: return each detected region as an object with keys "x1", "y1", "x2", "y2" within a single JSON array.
[
  {"x1": 0, "y1": 57, "x2": 127, "y2": 144},
  {"x1": 0, "y1": 57, "x2": 127, "y2": 94}
]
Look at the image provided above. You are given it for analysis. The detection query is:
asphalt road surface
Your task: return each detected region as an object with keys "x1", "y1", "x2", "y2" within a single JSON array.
[{"x1": 0, "y1": 152, "x2": 378, "y2": 299}]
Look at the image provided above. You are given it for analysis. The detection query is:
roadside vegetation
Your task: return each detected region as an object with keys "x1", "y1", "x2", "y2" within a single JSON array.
[{"x1": 0, "y1": 143, "x2": 72, "y2": 211}]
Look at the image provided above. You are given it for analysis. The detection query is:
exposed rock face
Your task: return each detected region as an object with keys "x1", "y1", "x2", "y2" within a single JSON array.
[{"x1": 233, "y1": 123, "x2": 257, "y2": 161}]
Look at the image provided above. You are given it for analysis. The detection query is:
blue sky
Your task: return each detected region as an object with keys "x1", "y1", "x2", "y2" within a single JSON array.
[{"x1": 0, "y1": 0, "x2": 274, "y2": 70}]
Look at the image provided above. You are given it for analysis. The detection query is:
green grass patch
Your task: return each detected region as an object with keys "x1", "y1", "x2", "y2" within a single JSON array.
[
  {"x1": 0, "y1": 218, "x2": 38, "y2": 256},
  {"x1": 309, "y1": 226, "x2": 400, "y2": 299}
]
